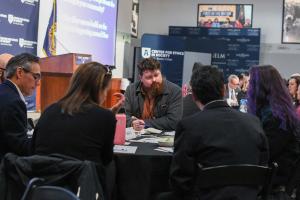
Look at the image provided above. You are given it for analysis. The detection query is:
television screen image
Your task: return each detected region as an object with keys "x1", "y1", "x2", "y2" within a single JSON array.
[{"x1": 197, "y1": 4, "x2": 253, "y2": 28}]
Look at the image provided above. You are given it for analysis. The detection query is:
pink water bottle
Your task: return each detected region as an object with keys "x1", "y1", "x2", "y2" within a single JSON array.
[{"x1": 114, "y1": 114, "x2": 126, "y2": 145}]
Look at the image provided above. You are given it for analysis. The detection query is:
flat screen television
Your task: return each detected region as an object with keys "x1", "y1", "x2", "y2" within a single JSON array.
[{"x1": 197, "y1": 4, "x2": 253, "y2": 28}]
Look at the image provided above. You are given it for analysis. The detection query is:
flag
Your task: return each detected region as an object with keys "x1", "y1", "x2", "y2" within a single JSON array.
[{"x1": 42, "y1": 0, "x2": 56, "y2": 57}]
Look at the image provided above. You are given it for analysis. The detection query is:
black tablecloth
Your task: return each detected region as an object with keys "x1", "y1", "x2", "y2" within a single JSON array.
[{"x1": 114, "y1": 142, "x2": 172, "y2": 200}]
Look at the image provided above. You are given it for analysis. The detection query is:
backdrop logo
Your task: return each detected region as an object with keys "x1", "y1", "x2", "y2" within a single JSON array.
[
  {"x1": 142, "y1": 47, "x2": 151, "y2": 58},
  {"x1": 19, "y1": 38, "x2": 37, "y2": 49},
  {"x1": 212, "y1": 53, "x2": 226, "y2": 59},
  {"x1": 7, "y1": 14, "x2": 30, "y2": 26},
  {"x1": 236, "y1": 53, "x2": 250, "y2": 58},
  {"x1": 19, "y1": 38, "x2": 24, "y2": 47},
  {"x1": 20, "y1": 0, "x2": 38, "y2": 6},
  {"x1": 8, "y1": 14, "x2": 13, "y2": 24},
  {"x1": 0, "y1": 36, "x2": 18, "y2": 46}
]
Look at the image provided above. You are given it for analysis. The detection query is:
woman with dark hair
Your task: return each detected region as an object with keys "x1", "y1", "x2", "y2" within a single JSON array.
[
  {"x1": 32, "y1": 62, "x2": 118, "y2": 198},
  {"x1": 248, "y1": 65, "x2": 300, "y2": 185},
  {"x1": 288, "y1": 75, "x2": 300, "y2": 106}
]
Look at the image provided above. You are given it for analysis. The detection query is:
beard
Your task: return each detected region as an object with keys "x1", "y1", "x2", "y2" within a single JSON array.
[
  {"x1": 149, "y1": 81, "x2": 163, "y2": 97},
  {"x1": 142, "y1": 81, "x2": 164, "y2": 97}
]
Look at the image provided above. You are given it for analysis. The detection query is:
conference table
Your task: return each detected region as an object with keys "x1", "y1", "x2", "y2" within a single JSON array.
[{"x1": 114, "y1": 132, "x2": 174, "y2": 200}]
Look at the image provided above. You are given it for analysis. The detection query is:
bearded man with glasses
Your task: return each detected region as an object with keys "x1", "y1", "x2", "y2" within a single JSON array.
[{"x1": 0, "y1": 53, "x2": 40, "y2": 159}]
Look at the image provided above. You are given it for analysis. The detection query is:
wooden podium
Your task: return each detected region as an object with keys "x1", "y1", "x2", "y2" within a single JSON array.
[
  {"x1": 37, "y1": 53, "x2": 92, "y2": 112},
  {"x1": 36, "y1": 53, "x2": 121, "y2": 112}
]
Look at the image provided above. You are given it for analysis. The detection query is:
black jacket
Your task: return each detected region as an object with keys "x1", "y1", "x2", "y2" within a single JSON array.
[
  {"x1": 0, "y1": 80, "x2": 31, "y2": 159},
  {"x1": 260, "y1": 107, "x2": 300, "y2": 184},
  {"x1": 170, "y1": 100, "x2": 269, "y2": 200},
  {"x1": 33, "y1": 103, "x2": 116, "y2": 165},
  {"x1": 0, "y1": 153, "x2": 105, "y2": 200}
]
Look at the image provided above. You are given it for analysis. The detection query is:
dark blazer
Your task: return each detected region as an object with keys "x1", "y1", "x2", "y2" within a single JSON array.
[
  {"x1": 224, "y1": 84, "x2": 240, "y2": 100},
  {"x1": 33, "y1": 103, "x2": 116, "y2": 166},
  {"x1": 170, "y1": 100, "x2": 269, "y2": 200},
  {"x1": 0, "y1": 80, "x2": 30, "y2": 159},
  {"x1": 182, "y1": 94, "x2": 200, "y2": 119}
]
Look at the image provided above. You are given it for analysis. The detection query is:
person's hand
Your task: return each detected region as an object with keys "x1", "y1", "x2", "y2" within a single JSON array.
[
  {"x1": 110, "y1": 93, "x2": 125, "y2": 114},
  {"x1": 131, "y1": 116, "x2": 145, "y2": 132}
]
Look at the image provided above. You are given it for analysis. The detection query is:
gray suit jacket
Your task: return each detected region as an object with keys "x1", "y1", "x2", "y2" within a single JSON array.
[{"x1": 124, "y1": 79, "x2": 182, "y2": 131}]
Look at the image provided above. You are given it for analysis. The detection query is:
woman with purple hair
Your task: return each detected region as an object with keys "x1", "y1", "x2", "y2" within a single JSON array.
[{"x1": 247, "y1": 65, "x2": 300, "y2": 186}]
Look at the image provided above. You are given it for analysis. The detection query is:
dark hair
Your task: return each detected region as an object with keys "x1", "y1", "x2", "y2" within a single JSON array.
[
  {"x1": 190, "y1": 65, "x2": 224, "y2": 104},
  {"x1": 247, "y1": 65, "x2": 299, "y2": 130},
  {"x1": 138, "y1": 57, "x2": 161, "y2": 75},
  {"x1": 192, "y1": 62, "x2": 203, "y2": 73},
  {"x1": 6, "y1": 53, "x2": 39, "y2": 78},
  {"x1": 59, "y1": 62, "x2": 112, "y2": 115}
]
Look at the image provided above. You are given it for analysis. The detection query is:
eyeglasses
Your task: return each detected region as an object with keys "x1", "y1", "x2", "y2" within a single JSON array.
[
  {"x1": 0, "y1": 67, "x2": 5, "y2": 71},
  {"x1": 21, "y1": 67, "x2": 41, "y2": 81}
]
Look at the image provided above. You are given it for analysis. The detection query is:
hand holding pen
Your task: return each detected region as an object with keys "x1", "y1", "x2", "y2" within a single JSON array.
[{"x1": 131, "y1": 116, "x2": 145, "y2": 132}]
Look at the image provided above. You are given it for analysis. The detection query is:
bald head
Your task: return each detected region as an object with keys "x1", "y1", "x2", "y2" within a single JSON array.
[
  {"x1": 0, "y1": 53, "x2": 14, "y2": 83},
  {"x1": 0, "y1": 53, "x2": 14, "y2": 69}
]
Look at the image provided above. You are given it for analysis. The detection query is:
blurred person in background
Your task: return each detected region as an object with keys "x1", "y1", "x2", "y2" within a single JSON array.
[
  {"x1": 225, "y1": 74, "x2": 240, "y2": 107},
  {"x1": 248, "y1": 65, "x2": 300, "y2": 187},
  {"x1": 288, "y1": 75, "x2": 300, "y2": 106},
  {"x1": 0, "y1": 53, "x2": 13, "y2": 84}
]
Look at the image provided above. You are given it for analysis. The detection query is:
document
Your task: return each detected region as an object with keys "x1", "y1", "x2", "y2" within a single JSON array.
[{"x1": 114, "y1": 145, "x2": 137, "y2": 154}]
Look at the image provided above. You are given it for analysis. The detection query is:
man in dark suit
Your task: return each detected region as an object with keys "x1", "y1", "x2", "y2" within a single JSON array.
[
  {"x1": 224, "y1": 74, "x2": 240, "y2": 107},
  {"x1": 160, "y1": 65, "x2": 269, "y2": 200},
  {"x1": 0, "y1": 53, "x2": 40, "y2": 159}
]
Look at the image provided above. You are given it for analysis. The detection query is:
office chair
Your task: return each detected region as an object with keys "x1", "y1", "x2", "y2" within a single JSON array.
[
  {"x1": 196, "y1": 162, "x2": 278, "y2": 200},
  {"x1": 21, "y1": 178, "x2": 79, "y2": 200}
]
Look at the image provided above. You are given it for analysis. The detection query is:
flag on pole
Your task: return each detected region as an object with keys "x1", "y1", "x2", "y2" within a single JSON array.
[{"x1": 43, "y1": 0, "x2": 56, "y2": 56}]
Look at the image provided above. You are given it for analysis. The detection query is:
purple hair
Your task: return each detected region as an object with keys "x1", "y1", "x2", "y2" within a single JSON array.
[{"x1": 247, "y1": 65, "x2": 299, "y2": 131}]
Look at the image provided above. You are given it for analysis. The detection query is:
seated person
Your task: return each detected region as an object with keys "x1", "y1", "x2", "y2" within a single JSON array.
[
  {"x1": 32, "y1": 62, "x2": 118, "y2": 198},
  {"x1": 160, "y1": 65, "x2": 268, "y2": 200},
  {"x1": 182, "y1": 62, "x2": 202, "y2": 118},
  {"x1": 248, "y1": 65, "x2": 300, "y2": 185},
  {"x1": 225, "y1": 74, "x2": 240, "y2": 107},
  {"x1": 125, "y1": 57, "x2": 182, "y2": 131},
  {"x1": 0, "y1": 53, "x2": 40, "y2": 159}
]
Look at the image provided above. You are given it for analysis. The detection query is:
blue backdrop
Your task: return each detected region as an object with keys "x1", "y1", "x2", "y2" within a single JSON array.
[
  {"x1": 169, "y1": 26, "x2": 261, "y2": 79},
  {"x1": 141, "y1": 34, "x2": 228, "y2": 86},
  {"x1": 0, "y1": 0, "x2": 40, "y2": 110}
]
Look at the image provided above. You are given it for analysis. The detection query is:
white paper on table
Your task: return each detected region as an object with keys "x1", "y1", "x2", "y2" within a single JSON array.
[
  {"x1": 114, "y1": 145, "x2": 137, "y2": 154},
  {"x1": 129, "y1": 137, "x2": 159, "y2": 144},
  {"x1": 154, "y1": 147, "x2": 174, "y2": 153},
  {"x1": 126, "y1": 127, "x2": 145, "y2": 140},
  {"x1": 163, "y1": 131, "x2": 175, "y2": 136}
]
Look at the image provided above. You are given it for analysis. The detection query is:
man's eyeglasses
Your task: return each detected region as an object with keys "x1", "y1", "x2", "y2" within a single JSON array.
[
  {"x1": 0, "y1": 67, "x2": 5, "y2": 71},
  {"x1": 21, "y1": 67, "x2": 41, "y2": 81}
]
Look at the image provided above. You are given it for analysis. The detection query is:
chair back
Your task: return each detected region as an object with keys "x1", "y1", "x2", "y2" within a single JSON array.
[
  {"x1": 26, "y1": 186, "x2": 80, "y2": 200},
  {"x1": 196, "y1": 163, "x2": 278, "y2": 200}
]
